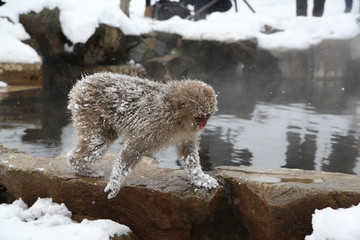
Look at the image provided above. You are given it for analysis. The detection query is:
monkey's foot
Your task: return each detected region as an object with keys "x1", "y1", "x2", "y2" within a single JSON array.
[
  {"x1": 104, "y1": 180, "x2": 121, "y2": 199},
  {"x1": 190, "y1": 172, "x2": 219, "y2": 189},
  {"x1": 74, "y1": 167, "x2": 105, "y2": 178}
]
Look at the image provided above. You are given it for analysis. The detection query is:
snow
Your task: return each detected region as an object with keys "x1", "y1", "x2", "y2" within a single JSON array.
[
  {"x1": 0, "y1": 198, "x2": 131, "y2": 240},
  {"x1": 0, "y1": 17, "x2": 41, "y2": 63},
  {"x1": 0, "y1": 81, "x2": 8, "y2": 87},
  {"x1": 305, "y1": 203, "x2": 360, "y2": 240},
  {"x1": 0, "y1": 0, "x2": 148, "y2": 64},
  {"x1": 0, "y1": 0, "x2": 359, "y2": 63}
]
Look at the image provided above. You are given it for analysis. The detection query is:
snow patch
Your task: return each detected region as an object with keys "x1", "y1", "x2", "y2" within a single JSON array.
[
  {"x1": 0, "y1": 18, "x2": 41, "y2": 63},
  {"x1": 0, "y1": 198, "x2": 131, "y2": 240},
  {"x1": 0, "y1": 81, "x2": 8, "y2": 87},
  {"x1": 305, "y1": 203, "x2": 360, "y2": 240}
]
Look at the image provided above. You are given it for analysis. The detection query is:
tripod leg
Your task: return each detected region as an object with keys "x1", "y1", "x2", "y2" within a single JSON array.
[{"x1": 243, "y1": 0, "x2": 256, "y2": 13}]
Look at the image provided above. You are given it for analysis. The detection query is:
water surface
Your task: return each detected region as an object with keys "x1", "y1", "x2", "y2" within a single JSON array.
[{"x1": 1, "y1": 75, "x2": 360, "y2": 175}]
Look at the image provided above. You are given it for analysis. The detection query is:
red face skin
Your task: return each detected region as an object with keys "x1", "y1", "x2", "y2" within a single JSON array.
[{"x1": 195, "y1": 115, "x2": 210, "y2": 131}]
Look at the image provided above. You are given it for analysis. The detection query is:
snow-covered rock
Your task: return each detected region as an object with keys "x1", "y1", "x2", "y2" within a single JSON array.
[
  {"x1": 72, "y1": 24, "x2": 127, "y2": 66},
  {"x1": 0, "y1": 0, "x2": 359, "y2": 64}
]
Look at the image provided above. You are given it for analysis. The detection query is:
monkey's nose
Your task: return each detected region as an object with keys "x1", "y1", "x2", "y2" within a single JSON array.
[{"x1": 201, "y1": 114, "x2": 211, "y2": 119}]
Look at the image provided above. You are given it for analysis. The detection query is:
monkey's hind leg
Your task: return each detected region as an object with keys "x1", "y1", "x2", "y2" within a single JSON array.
[
  {"x1": 104, "y1": 141, "x2": 144, "y2": 199},
  {"x1": 68, "y1": 135, "x2": 113, "y2": 178}
]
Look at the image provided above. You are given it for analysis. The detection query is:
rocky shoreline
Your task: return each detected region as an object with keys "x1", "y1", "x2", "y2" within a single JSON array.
[{"x1": 1, "y1": 144, "x2": 360, "y2": 239}]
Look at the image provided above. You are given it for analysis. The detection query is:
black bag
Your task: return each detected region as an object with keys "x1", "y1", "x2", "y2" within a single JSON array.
[{"x1": 152, "y1": 0, "x2": 191, "y2": 21}]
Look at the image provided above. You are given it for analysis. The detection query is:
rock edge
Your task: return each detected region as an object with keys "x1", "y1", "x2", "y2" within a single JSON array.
[{"x1": 1, "y1": 145, "x2": 360, "y2": 240}]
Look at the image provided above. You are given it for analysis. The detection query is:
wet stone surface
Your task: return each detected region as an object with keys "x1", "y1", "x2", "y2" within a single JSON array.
[
  {"x1": 1, "y1": 144, "x2": 360, "y2": 240},
  {"x1": 0, "y1": 145, "x2": 226, "y2": 240},
  {"x1": 217, "y1": 166, "x2": 360, "y2": 240}
]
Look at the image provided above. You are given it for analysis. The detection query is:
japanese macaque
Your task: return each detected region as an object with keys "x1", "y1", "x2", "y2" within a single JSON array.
[{"x1": 67, "y1": 72, "x2": 219, "y2": 199}]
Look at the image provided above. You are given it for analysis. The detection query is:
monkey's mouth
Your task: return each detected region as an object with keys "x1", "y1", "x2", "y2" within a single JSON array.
[{"x1": 195, "y1": 114, "x2": 210, "y2": 131}]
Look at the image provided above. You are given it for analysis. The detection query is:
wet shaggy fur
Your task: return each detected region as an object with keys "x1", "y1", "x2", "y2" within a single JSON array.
[{"x1": 67, "y1": 72, "x2": 219, "y2": 198}]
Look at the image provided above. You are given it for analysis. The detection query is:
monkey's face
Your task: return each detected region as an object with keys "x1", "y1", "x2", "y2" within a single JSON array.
[
  {"x1": 182, "y1": 82, "x2": 217, "y2": 132},
  {"x1": 167, "y1": 80, "x2": 218, "y2": 132},
  {"x1": 191, "y1": 95, "x2": 216, "y2": 131}
]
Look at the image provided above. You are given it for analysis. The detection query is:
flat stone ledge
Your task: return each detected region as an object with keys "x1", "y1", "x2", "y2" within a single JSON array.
[
  {"x1": 0, "y1": 145, "x2": 225, "y2": 240},
  {"x1": 0, "y1": 62, "x2": 43, "y2": 102},
  {"x1": 216, "y1": 166, "x2": 360, "y2": 240},
  {"x1": 0, "y1": 62, "x2": 43, "y2": 86},
  {"x1": 2, "y1": 144, "x2": 360, "y2": 240}
]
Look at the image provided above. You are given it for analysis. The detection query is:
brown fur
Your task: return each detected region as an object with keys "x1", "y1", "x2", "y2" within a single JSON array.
[{"x1": 67, "y1": 72, "x2": 219, "y2": 198}]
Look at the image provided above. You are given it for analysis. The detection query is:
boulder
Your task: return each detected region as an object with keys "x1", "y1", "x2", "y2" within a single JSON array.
[
  {"x1": 153, "y1": 31, "x2": 182, "y2": 51},
  {"x1": 216, "y1": 166, "x2": 360, "y2": 240},
  {"x1": 143, "y1": 53, "x2": 189, "y2": 80},
  {"x1": 20, "y1": 8, "x2": 65, "y2": 57},
  {"x1": 0, "y1": 145, "x2": 225, "y2": 240},
  {"x1": 19, "y1": 8, "x2": 80, "y2": 89},
  {"x1": 181, "y1": 39, "x2": 257, "y2": 77},
  {"x1": 128, "y1": 36, "x2": 168, "y2": 63},
  {"x1": 73, "y1": 24, "x2": 127, "y2": 65}
]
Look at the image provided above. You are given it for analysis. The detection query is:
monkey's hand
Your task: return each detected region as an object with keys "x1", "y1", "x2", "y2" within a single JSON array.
[
  {"x1": 104, "y1": 156, "x2": 133, "y2": 199},
  {"x1": 189, "y1": 170, "x2": 219, "y2": 189},
  {"x1": 104, "y1": 168, "x2": 131, "y2": 199},
  {"x1": 104, "y1": 179, "x2": 121, "y2": 199}
]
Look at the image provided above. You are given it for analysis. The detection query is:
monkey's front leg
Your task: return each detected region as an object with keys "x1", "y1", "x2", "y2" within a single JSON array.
[
  {"x1": 177, "y1": 139, "x2": 219, "y2": 189},
  {"x1": 104, "y1": 143, "x2": 143, "y2": 199}
]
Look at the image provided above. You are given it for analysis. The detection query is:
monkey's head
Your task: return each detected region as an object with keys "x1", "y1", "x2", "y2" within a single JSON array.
[{"x1": 167, "y1": 80, "x2": 218, "y2": 132}]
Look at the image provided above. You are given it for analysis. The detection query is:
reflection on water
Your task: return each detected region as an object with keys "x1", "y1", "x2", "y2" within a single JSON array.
[
  {"x1": 203, "y1": 102, "x2": 360, "y2": 174},
  {"x1": 1, "y1": 75, "x2": 360, "y2": 175}
]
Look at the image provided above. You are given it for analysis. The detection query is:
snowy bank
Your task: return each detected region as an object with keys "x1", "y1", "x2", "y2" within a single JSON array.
[
  {"x1": 0, "y1": 0, "x2": 359, "y2": 63},
  {"x1": 148, "y1": 7, "x2": 360, "y2": 49},
  {"x1": 305, "y1": 203, "x2": 360, "y2": 240},
  {"x1": 0, "y1": 198, "x2": 131, "y2": 240},
  {"x1": 0, "y1": 0, "x2": 148, "y2": 64}
]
